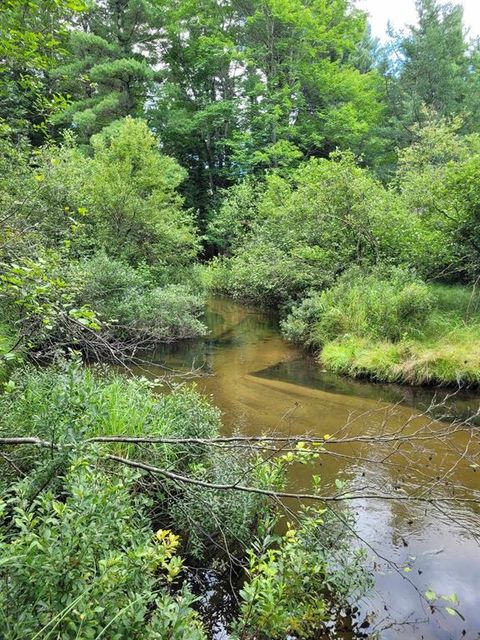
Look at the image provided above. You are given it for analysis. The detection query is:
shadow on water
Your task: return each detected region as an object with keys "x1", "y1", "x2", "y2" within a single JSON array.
[{"x1": 135, "y1": 296, "x2": 480, "y2": 640}]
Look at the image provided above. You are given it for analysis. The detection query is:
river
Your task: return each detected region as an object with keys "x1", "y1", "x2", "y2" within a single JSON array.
[{"x1": 137, "y1": 296, "x2": 480, "y2": 640}]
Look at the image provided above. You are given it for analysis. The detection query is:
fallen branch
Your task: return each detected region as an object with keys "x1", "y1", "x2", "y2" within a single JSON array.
[{"x1": 105, "y1": 453, "x2": 480, "y2": 505}]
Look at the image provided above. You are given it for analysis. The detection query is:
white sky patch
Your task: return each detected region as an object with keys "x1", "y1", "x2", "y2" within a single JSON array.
[{"x1": 357, "y1": 0, "x2": 480, "y2": 41}]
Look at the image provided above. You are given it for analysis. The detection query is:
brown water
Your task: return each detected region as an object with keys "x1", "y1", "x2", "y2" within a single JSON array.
[{"x1": 140, "y1": 297, "x2": 480, "y2": 640}]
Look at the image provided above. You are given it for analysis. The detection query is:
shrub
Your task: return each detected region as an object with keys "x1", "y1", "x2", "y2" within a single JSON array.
[
  {"x1": 283, "y1": 267, "x2": 434, "y2": 348},
  {"x1": 233, "y1": 504, "x2": 372, "y2": 640},
  {"x1": 73, "y1": 252, "x2": 208, "y2": 342},
  {"x1": 206, "y1": 153, "x2": 425, "y2": 305},
  {"x1": 169, "y1": 451, "x2": 282, "y2": 560},
  {"x1": 207, "y1": 178, "x2": 265, "y2": 255},
  {"x1": 0, "y1": 359, "x2": 274, "y2": 557},
  {"x1": 0, "y1": 456, "x2": 206, "y2": 640},
  {"x1": 397, "y1": 118, "x2": 480, "y2": 280}
]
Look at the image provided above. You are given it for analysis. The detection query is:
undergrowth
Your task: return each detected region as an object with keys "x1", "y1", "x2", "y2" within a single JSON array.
[{"x1": 283, "y1": 269, "x2": 480, "y2": 387}]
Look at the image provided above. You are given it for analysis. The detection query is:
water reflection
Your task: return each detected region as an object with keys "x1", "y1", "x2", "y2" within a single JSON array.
[{"x1": 135, "y1": 296, "x2": 480, "y2": 640}]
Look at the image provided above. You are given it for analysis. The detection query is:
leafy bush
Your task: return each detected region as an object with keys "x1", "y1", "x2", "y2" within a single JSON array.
[
  {"x1": 207, "y1": 178, "x2": 265, "y2": 255},
  {"x1": 0, "y1": 248, "x2": 104, "y2": 356},
  {"x1": 0, "y1": 457, "x2": 206, "y2": 640},
  {"x1": 0, "y1": 359, "x2": 273, "y2": 557},
  {"x1": 209, "y1": 243, "x2": 313, "y2": 305},
  {"x1": 397, "y1": 118, "x2": 480, "y2": 280},
  {"x1": 74, "y1": 253, "x2": 207, "y2": 342},
  {"x1": 206, "y1": 153, "x2": 426, "y2": 305},
  {"x1": 282, "y1": 267, "x2": 434, "y2": 348},
  {"x1": 169, "y1": 450, "x2": 285, "y2": 560},
  {"x1": 15, "y1": 119, "x2": 199, "y2": 269},
  {"x1": 233, "y1": 504, "x2": 372, "y2": 640}
]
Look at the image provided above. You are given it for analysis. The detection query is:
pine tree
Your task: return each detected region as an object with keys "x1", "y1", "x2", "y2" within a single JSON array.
[
  {"x1": 51, "y1": 0, "x2": 161, "y2": 141},
  {"x1": 382, "y1": 0, "x2": 480, "y2": 147}
]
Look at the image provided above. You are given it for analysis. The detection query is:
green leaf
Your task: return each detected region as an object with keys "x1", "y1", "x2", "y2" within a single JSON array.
[{"x1": 441, "y1": 593, "x2": 459, "y2": 605}]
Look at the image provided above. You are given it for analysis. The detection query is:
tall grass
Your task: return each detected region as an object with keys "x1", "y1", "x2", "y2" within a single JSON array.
[
  {"x1": 0, "y1": 358, "x2": 221, "y2": 470},
  {"x1": 283, "y1": 270, "x2": 480, "y2": 387}
]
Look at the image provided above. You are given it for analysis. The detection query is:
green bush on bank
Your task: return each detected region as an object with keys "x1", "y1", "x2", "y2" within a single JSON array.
[
  {"x1": 0, "y1": 457, "x2": 207, "y2": 640},
  {"x1": 233, "y1": 504, "x2": 372, "y2": 640},
  {"x1": 283, "y1": 270, "x2": 480, "y2": 386},
  {"x1": 0, "y1": 359, "x2": 277, "y2": 560},
  {"x1": 206, "y1": 152, "x2": 438, "y2": 306},
  {"x1": 73, "y1": 253, "x2": 207, "y2": 342},
  {"x1": 0, "y1": 358, "x2": 220, "y2": 471},
  {"x1": 282, "y1": 267, "x2": 433, "y2": 346}
]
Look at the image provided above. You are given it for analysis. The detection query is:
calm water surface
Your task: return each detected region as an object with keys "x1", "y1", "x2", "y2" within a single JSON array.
[{"x1": 139, "y1": 297, "x2": 480, "y2": 640}]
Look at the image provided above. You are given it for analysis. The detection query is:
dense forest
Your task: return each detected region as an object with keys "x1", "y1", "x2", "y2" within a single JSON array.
[{"x1": 1, "y1": 0, "x2": 480, "y2": 638}]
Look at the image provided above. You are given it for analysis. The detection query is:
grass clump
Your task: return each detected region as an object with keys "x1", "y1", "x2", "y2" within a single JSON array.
[
  {"x1": 0, "y1": 358, "x2": 221, "y2": 472},
  {"x1": 283, "y1": 268, "x2": 480, "y2": 387}
]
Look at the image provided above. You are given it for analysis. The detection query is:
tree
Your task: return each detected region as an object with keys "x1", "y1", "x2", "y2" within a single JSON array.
[
  {"x1": 382, "y1": 0, "x2": 480, "y2": 148},
  {"x1": 0, "y1": 0, "x2": 86, "y2": 143},
  {"x1": 235, "y1": 0, "x2": 384, "y2": 170},
  {"x1": 148, "y1": 0, "x2": 384, "y2": 219},
  {"x1": 397, "y1": 117, "x2": 480, "y2": 280},
  {"x1": 51, "y1": 0, "x2": 161, "y2": 141},
  {"x1": 148, "y1": 0, "x2": 243, "y2": 217}
]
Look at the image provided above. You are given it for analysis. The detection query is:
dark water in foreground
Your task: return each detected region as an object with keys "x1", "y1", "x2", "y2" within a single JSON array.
[{"x1": 136, "y1": 297, "x2": 480, "y2": 640}]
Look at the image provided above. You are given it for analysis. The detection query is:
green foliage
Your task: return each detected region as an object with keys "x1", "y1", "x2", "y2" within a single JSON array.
[
  {"x1": 170, "y1": 450, "x2": 285, "y2": 560},
  {"x1": 207, "y1": 153, "x2": 423, "y2": 304},
  {"x1": 282, "y1": 267, "x2": 434, "y2": 347},
  {"x1": 382, "y1": 0, "x2": 480, "y2": 148},
  {"x1": 149, "y1": 0, "x2": 383, "y2": 214},
  {"x1": 283, "y1": 269, "x2": 480, "y2": 386},
  {"x1": 51, "y1": 0, "x2": 161, "y2": 140},
  {"x1": 234, "y1": 504, "x2": 372, "y2": 640},
  {"x1": 0, "y1": 359, "x2": 221, "y2": 471},
  {"x1": 9, "y1": 118, "x2": 197, "y2": 269},
  {"x1": 0, "y1": 249, "x2": 102, "y2": 354},
  {"x1": 321, "y1": 325, "x2": 480, "y2": 387},
  {"x1": 0, "y1": 457, "x2": 206, "y2": 640},
  {"x1": 82, "y1": 117, "x2": 198, "y2": 266},
  {"x1": 0, "y1": 119, "x2": 204, "y2": 353},
  {"x1": 396, "y1": 117, "x2": 480, "y2": 279},
  {"x1": 206, "y1": 178, "x2": 265, "y2": 255},
  {"x1": 73, "y1": 253, "x2": 207, "y2": 343},
  {"x1": 0, "y1": 0, "x2": 86, "y2": 142}
]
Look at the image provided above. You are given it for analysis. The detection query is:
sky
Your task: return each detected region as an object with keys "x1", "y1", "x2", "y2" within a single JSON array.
[{"x1": 357, "y1": 0, "x2": 480, "y2": 41}]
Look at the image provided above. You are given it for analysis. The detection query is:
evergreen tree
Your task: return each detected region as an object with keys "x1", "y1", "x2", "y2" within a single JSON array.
[
  {"x1": 51, "y1": 0, "x2": 161, "y2": 141},
  {"x1": 382, "y1": 0, "x2": 480, "y2": 148}
]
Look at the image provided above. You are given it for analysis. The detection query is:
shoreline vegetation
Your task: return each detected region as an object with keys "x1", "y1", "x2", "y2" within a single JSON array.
[
  {"x1": 1, "y1": 0, "x2": 480, "y2": 637},
  {"x1": 204, "y1": 121, "x2": 480, "y2": 388},
  {"x1": 282, "y1": 279, "x2": 480, "y2": 388}
]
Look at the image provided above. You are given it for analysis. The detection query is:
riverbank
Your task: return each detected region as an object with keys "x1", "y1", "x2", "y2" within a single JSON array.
[{"x1": 282, "y1": 279, "x2": 480, "y2": 388}]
